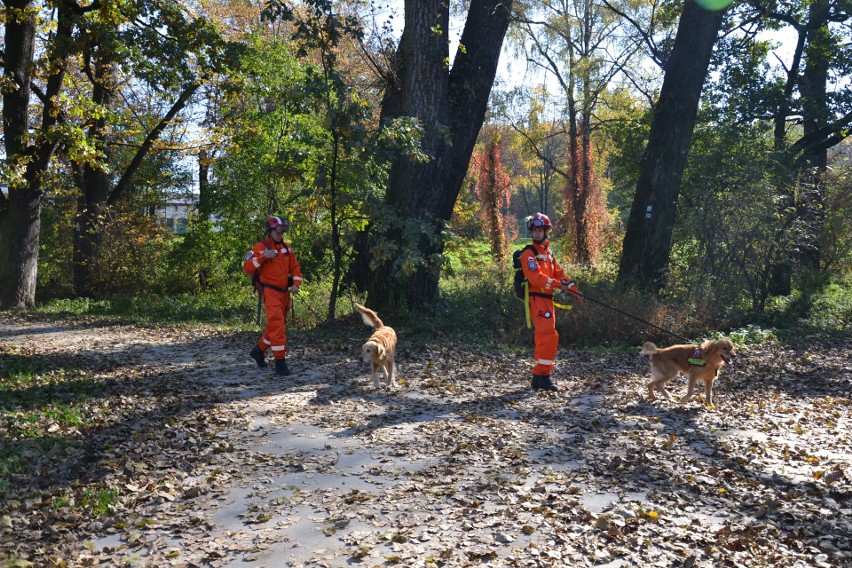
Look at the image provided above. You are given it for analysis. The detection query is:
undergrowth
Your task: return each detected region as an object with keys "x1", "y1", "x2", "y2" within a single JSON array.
[{"x1": 16, "y1": 243, "x2": 852, "y2": 347}]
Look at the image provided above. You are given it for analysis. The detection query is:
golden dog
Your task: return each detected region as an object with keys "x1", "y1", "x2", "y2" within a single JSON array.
[
  {"x1": 641, "y1": 339, "x2": 736, "y2": 408},
  {"x1": 355, "y1": 303, "x2": 397, "y2": 389}
]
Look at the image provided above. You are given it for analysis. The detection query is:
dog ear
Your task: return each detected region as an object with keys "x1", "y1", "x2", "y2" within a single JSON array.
[{"x1": 376, "y1": 344, "x2": 385, "y2": 361}]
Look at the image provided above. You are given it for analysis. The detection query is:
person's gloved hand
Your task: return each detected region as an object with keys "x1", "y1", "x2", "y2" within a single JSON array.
[
  {"x1": 263, "y1": 249, "x2": 278, "y2": 259},
  {"x1": 289, "y1": 284, "x2": 300, "y2": 294},
  {"x1": 561, "y1": 279, "x2": 584, "y2": 302}
]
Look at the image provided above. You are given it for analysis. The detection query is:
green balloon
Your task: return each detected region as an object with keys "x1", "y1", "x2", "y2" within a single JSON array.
[{"x1": 695, "y1": 0, "x2": 734, "y2": 10}]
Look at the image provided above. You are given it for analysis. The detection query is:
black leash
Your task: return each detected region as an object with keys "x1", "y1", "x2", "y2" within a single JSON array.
[{"x1": 575, "y1": 291, "x2": 694, "y2": 344}]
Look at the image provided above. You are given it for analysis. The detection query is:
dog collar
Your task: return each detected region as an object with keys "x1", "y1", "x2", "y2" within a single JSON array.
[{"x1": 688, "y1": 346, "x2": 706, "y2": 366}]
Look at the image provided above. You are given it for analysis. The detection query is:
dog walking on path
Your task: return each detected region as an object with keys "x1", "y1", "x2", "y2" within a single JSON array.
[
  {"x1": 641, "y1": 339, "x2": 736, "y2": 408},
  {"x1": 355, "y1": 304, "x2": 398, "y2": 389}
]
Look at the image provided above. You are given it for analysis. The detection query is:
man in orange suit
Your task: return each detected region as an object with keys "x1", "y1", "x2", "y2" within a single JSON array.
[
  {"x1": 520, "y1": 212, "x2": 583, "y2": 391},
  {"x1": 243, "y1": 216, "x2": 304, "y2": 376}
]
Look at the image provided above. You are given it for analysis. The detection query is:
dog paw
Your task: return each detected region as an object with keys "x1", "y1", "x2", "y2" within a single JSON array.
[{"x1": 704, "y1": 403, "x2": 716, "y2": 410}]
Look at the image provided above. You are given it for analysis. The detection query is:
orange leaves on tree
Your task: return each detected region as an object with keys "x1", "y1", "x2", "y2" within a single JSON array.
[
  {"x1": 561, "y1": 136, "x2": 610, "y2": 265},
  {"x1": 471, "y1": 134, "x2": 511, "y2": 262}
]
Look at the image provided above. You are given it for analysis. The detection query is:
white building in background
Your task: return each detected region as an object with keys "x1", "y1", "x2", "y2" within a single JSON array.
[{"x1": 155, "y1": 195, "x2": 197, "y2": 234}]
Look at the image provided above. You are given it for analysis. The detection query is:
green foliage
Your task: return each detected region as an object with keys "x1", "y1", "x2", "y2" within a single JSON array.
[
  {"x1": 807, "y1": 279, "x2": 852, "y2": 333},
  {"x1": 726, "y1": 325, "x2": 778, "y2": 346},
  {"x1": 36, "y1": 283, "x2": 256, "y2": 327},
  {"x1": 79, "y1": 486, "x2": 118, "y2": 517},
  {"x1": 672, "y1": 120, "x2": 798, "y2": 315}
]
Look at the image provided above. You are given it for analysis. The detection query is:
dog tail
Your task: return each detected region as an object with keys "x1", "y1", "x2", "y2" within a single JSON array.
[
  {"x1": 354, "y1": 303, "x2": 384, "y2": 329},
  {"x1": 640, "y1": 342, "x2": 658, "y2": 356}
]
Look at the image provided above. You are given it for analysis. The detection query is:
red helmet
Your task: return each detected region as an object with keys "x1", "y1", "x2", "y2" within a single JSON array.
[
  {"x1": 266, "y1": 215, "x2": 288, "y2": 232},
  {"x1": 527, "y1": 212, "x2": 552, "y2": 230}
]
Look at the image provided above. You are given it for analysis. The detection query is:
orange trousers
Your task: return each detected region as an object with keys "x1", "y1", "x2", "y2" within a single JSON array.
[
  {"x1": 258, "y1": 288, "x2": 291, "y2": 360},
  {"x1": 530, "y1": 295, "x2": 559, "y2": 376}
]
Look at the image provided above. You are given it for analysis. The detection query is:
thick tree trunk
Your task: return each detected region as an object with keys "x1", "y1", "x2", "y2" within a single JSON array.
[
  {"x1": 72, "y1": 167, "x2": 111, "y2": 296},
  {"x1": 616, "y1": 1, "x2": 724, "y2": 292},
  {"x1": 73, "y1": 54, "x2": 116, "y2": 297},
  {"x1": 352, "y1": 0, "x2": 513, "y2": 313},
  {"x1": 1, "y1": 1, "x2": 39, "y2": 308},
  {"x1": 0, "y1": 190, "x2": 41, "y2": 309},
  {"x1": 796, "y1": 0, "x2": 831, "y2": 272},
  {"x1": 1, "y1": 1, "x2": 78, "y2": 308}
]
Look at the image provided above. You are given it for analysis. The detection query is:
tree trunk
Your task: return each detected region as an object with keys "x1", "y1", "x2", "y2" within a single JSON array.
[
  {"x1": 72, "y1": 166, "x2": 112, "y2": 297},
  {"x1": 0, "y1": 0, "x2": 72, "y2": 308},
  {"x1": 616, "y1": 1, "x2": 724, "y2": 292},
  {"x1": 796, "y1": 0, "x2": 831, "y2": 272},
  {"x1": 198, "y1": 149, "x2": 213, "y2": 220},
  {"x1": 0, "y1": 189, "x2": 42, "y2": 309},
  {"x1": 352, "y1": 0, "x2": 513, "y2": 313},
  {"x1": 73, "y1": 52, "x2": 117, "y2": 297}
]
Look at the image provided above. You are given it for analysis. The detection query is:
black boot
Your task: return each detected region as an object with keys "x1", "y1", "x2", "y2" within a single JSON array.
[
  {"x1": 531, "y1": 374, "x2": 542, "y2": 389},
  {"x1": 250, "y1": 345, "x2": 267, "y2": 368},
  {"x1": 274, "y1": 359, "x2": 291, "y2": 376},
  {"x1": 532, "y1": 374, "x2": 557, "y2": 392}
]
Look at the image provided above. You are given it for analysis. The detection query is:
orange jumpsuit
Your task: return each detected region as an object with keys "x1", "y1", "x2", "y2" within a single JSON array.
[
  {"x1": 520, "y1": 240, "x2": 571, "y2": 377},
  {"x1": 242, "y1": 239, "x2": 303, "y2": 360}
]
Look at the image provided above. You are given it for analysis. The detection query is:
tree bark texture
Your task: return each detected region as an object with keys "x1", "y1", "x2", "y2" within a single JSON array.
[
  {"x1": 795, "y1": 0, "x2": 831, "y2": 271},
  {"x1": 1, "y1": 1, "x2": 38, "y2": 308},
  {"x1": 616, "y1": 0, "x2": 724, "y2": 292},
  {"x1": 1, "y1": 1, "x2": 78, "y2": 308},
  {"x1": 355, "y1": 0, "x2": 513, "y2": 313},
  {"x1": 73, "y1": 53, "x2": 117, "y2": 296}
]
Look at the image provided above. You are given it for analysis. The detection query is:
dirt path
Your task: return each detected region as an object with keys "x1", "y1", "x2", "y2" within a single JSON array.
[{"x1": 1, "y1": 316, "x2": 850, "y2": 567}]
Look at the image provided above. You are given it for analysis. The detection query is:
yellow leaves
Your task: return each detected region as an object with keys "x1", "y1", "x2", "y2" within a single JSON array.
[{"x1": 814, "y1": 469, "x2": 845, "y2": 483}]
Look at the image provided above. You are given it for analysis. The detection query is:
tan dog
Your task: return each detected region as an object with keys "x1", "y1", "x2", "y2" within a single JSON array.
[
  {"x1": 641, "y1": 339, "x2": 736, "y2": 408},
  {"x1": 355, "y1": 303, "x2": 397, "y2": 389}
]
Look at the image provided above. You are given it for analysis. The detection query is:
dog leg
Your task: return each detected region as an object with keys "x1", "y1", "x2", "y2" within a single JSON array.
[
  {"x1": 387, "y1": 359, "x2": 396, "y2": 388},
  {"x1": 703, "y1": 378, "x2": 715, "y2": 409},
  {"x1": 648, "y1": 381, "x2": 657, "y2": 400},
  {"x1": 680, "y1": 376, "x2": 697, "y2": 404},
  {"x1": 372, "y1": 365, "x2": 381, "y2": 389}
]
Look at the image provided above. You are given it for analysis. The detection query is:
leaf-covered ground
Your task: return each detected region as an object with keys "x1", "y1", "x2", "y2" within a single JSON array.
[{"x1": 1, "y1": 315, "x2": 850, "y2": 567}]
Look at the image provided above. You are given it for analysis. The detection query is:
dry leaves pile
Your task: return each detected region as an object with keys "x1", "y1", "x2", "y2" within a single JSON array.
[{"x1": 0, "y1": 315, "x2": 850, "y2": 567}]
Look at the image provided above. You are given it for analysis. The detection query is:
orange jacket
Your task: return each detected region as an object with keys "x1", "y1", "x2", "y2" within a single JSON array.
[
  {"x1": 520, "y1": 240, "x2": 569, "y2": 296},
  {"x1": 242, "y1": 238, "x2": 303, "y2": 290}
]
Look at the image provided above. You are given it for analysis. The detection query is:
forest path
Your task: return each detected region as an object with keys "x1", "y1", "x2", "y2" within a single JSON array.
[{"x1": 1, "y1": 316, "x2": 850, "y2": 567}]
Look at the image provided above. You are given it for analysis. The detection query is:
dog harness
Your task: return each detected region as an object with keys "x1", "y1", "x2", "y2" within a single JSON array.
[{"x1": 688, "y1": 346, "x2": 706, "y2": 366}]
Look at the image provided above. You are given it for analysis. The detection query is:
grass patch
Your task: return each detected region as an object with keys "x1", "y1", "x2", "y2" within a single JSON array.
[
  {"x1": 0, "y1": 452, "x2": 25, "y2": 489},
  {"x1": 79, "y1": 485, "x2": 119, "y2": 517}
]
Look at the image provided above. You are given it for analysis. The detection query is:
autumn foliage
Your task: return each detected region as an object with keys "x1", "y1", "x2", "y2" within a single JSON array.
[
  {"x1": 561, "y1": 137, "x2": 609, "y2": 265},
  {"x1": 472, "y1": 135, "x2": 512, "y2": 262}
]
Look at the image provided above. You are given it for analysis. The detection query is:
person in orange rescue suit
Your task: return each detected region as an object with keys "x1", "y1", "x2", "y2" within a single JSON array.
[
  {"x1": 519, "y1": 212, "x2": 584, "y2": 392},
  {"x1": 243, "y1": 215, "x2": 304, "y2": 376}
]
